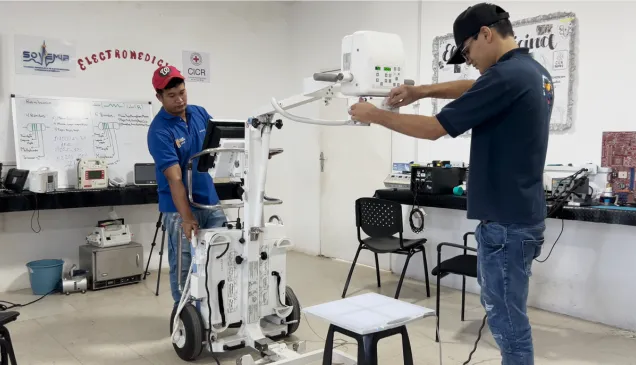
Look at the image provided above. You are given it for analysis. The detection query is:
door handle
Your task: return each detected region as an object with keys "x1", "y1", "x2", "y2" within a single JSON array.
[
  {"x1": 319, "y1": 152, "x2": 327, "y2": 172},
  {"x1": 136, "y1": 254, "x2": 140, "y2": 267}
]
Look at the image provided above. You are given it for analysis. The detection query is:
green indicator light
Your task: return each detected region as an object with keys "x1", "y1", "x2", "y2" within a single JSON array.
[
  {"x1": 384, "y1": 67, "x2": 391, "y2": 71},
  {"x1": 375, "y1": 66, "x2": 381, "y2": 70}
]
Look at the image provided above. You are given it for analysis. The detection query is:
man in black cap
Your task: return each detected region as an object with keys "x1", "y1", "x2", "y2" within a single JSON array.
[{"x1": 349, "y1": 3, "x2": 553, "y2": 364}]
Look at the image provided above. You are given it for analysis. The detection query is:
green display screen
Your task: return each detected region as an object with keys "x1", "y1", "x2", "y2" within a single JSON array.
[
  {"x1": 384, "y1": 67, "x2": 391, "y2": 71},
  {"x1": 375, "y1": 66, "x2": 381, "y2": 70}
]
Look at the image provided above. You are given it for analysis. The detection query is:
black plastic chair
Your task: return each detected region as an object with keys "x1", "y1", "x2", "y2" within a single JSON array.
[
  {"x1": 432, "y1": 232, "x2": 478, "y2": 342},
  {"x1": 342, "y1": 197, "x2": 430, "y2": 299},
  {"x1": 0, "y1": 311, "x2": 19, "y2": 365}
]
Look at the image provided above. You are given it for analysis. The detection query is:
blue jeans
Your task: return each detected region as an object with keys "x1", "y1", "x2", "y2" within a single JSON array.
[
  {"x1": 475, "y1": 220, "x2": 545, "y2": 365},
  {"x1": 163, "y1": 208, "x2": 227, "y2": 304}
]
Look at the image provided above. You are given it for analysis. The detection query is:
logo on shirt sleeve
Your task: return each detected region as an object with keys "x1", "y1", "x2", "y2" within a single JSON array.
[
  {"x1": 175, "y1": 137, "x2": 186, "y2": 148},
  {"x1": 542, "y1": 75, "x2": 554, "y2": 106}
]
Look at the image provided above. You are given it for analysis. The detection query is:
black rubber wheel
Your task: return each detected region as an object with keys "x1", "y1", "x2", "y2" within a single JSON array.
[
  {"x1": 285, "y1": 286, "x2": 301, "y2": 335},
  {"x1": 170, "y1": 304, "x2": 205, "y2": 361}
]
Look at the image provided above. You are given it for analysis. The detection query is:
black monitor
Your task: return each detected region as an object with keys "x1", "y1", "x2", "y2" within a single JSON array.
[{"x1": 198, "y1": 120, "x2": 246, "y2": 173}]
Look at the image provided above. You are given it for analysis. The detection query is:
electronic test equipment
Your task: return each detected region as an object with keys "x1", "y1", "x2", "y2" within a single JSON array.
[{"x1": 171, "y1": 31, "x2": 412, "y2": 365}]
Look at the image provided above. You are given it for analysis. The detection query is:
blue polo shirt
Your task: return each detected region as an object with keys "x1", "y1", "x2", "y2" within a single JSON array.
[
  {"x1": 436, "y1": 48, "x2": 553, "y2": 225},
  {"x1": 147, "y1": 104, "x2": 220, "y2": 213}
]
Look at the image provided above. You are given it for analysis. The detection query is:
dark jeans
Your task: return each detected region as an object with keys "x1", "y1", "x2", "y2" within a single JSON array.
[{"x1": 475, "y1": 220, "x2": 545, "y2": 365}]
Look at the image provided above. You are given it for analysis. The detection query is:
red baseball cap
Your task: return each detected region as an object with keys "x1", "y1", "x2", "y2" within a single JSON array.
[{"x1": 152, "y1": 65, "x2": 184, "y2": 90}]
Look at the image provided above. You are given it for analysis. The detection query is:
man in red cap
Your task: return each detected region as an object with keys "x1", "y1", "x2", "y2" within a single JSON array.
[
  {"x1": 349, "y1": 3, "x2": 553, "y2": 364},
  {"x1": 147, "y1": 65, "x2": 227, "y2": 305}
]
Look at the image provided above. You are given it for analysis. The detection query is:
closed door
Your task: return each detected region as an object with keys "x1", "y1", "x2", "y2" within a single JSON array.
[{"x1": 318, "y1": 97, "x2": 392, "y2": 270}]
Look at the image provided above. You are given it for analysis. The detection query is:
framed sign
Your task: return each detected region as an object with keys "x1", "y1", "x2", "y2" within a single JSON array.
[{"x1": 431, "y1": 12, "x2": 578, "y2": 135}]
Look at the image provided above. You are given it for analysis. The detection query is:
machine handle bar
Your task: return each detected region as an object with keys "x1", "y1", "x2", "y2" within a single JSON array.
[{"x1": 190, "y1": 147, "x2": 246, "y2": 161}]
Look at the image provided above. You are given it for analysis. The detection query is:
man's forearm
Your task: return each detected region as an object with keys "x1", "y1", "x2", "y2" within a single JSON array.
[
  {"x1": 168, "y1": 180, "x2": 196, "y2": 222},
  {"x1": 370, "y1": 109, "x2": 447, "y2": 140},
  {"x1": 418, "y1": 80, "x2": 475, "y2": 100}
]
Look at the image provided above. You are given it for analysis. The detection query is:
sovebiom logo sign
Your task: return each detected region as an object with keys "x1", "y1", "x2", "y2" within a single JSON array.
[{"x1": 22, "y1": 40, "x2": 70, "y2": 69}]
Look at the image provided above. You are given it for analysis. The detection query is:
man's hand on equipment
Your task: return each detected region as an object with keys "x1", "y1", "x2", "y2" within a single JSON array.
[
  {"x1": 349, "y1": 99, "x2": 379, "y2": 123},
  {"x1": 182, "y1": 219, "x2": 199, "y2": 241},
  {"x1": 387, "y1": 84, "x2": 428, "y2": 108}
]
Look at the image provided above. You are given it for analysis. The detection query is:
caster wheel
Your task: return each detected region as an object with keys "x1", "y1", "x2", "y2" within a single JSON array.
[
  {"x1": 285, "y1": 286, "x2": 301, "y2": 335},
  {"x1": 65, "y1": 292, "x2": 70, "y2": 296},
  {"x1": 81, "y1": 290, "x2": 86, "y2": 294},
  {"x1": 170, "y1": 304, "x2": 205, "y2": 361}
]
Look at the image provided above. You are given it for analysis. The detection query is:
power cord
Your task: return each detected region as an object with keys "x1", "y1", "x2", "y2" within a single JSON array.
[
  {"x1": 0, "y1": 288, "x2": 56, "y2": 311},
  {"x1": 409, "y1": 195, "x2": 425, "y2": 233},
  {"x1": 535, "y1": 218, "x2": 564, "y2": 263},
  {"x1": 462, "y1": 314, "x2": 487, "y2": 365},
  {"x1": 204, "y1": 236, "x2": 222, "y2": 365}
]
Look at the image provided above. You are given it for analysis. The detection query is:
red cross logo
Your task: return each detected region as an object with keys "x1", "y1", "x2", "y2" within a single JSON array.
[{"x1": 190, "y1": 52, "x2": 202, "y2": 66}]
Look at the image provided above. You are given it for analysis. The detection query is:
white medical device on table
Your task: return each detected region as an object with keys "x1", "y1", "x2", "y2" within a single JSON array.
[
  {"x1": 171, "y1": 31, "x2": 412, "y2": 365},
  {"x1": 26, "y1": 167, "x2": 58, "y2": 193},
  {"x1": 77, "y1": 158, "x2": 108, "y2": 189},
  {"x1": 384, "y1": 162, "x2": 413, "y2": 189},
  {"x1": 86, "y1": 219, "x2": 132, "y2": 248}
]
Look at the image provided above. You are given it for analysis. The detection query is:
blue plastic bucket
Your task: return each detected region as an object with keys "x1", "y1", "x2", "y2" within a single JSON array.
[{"x1": 26, "y1": 259, "x2": 64, "y2": 295}]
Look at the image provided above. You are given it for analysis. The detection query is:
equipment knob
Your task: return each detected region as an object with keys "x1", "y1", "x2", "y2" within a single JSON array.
[
  {"x1": 235, "y1": 256, "x2": 244, "y2": 265},
  {"x1": 239, "y1": 237, "x2": 245, "y2": 244},
  {"x1": 275, "y1": 119, "x2": 283, "y2": 129},
  {"x1": 260, "y1": 252, "x2": 268, "y2": 260}
]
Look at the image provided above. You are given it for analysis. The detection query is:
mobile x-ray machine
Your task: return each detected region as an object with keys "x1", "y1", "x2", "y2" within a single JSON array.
[{"x1": 172, "y1": 30, "x2": 413, "y2": 364}]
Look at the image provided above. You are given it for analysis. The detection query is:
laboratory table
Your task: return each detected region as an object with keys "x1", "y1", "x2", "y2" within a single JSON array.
[{"x1": 373, "y1": 188, "x2": 636, "y2": 227}]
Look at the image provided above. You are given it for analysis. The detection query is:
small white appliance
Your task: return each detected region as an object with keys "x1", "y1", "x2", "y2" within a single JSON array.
[
  {"x1": 384, "y1": 162, "x2": 412, "y2": 189},
  {"x1": 26, "y1": 167, "x2": 58, "y2": 193},
  {"x1": 86, "y1": 219, "x2": 133, "y2": 247},
  {"x1": 77, "y1": 158, "x2": 108, "y2": 189}
]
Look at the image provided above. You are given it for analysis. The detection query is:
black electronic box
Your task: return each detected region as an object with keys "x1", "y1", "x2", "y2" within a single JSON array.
[{"x1": 410, "y1": 166, "x2": 466, "y2": 195}]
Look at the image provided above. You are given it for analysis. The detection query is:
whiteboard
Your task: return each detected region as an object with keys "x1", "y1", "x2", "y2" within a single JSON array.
[
  {"x1": 11, "y1": 95, "x2": 155, "y2": 188},
  {"x1": 431, "y1": 12, "x2": 578, "y2": 136}
]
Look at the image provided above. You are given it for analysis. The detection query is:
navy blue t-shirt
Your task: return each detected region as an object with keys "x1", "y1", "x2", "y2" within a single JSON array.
[
  {"x1": 436, "y1": 48, "x2": 553, "y2": 225},
  {"x1": 147, "y1": 105, "x2": 220, "y2": 213}
]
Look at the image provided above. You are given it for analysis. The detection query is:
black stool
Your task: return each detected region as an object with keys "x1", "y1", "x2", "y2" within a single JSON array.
[
  {"x1": 0, "y1": 311, "x2": 19, "y2": 365},
  {"x1": 322, "y1": 324, "x2": 413, "y2": 365}
]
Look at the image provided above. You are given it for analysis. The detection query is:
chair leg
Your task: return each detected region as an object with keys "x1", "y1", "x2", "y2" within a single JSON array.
[
  {"x1": 0, "y1": 337, "x2": 16, "y2": 365},
  {"x1": 461, "y1": 276, "x2": 466, "y2": 322},
  {"x1": 342, "y1": 245, "x2": 363, "y2": 298},
  {"x1": 400, "y1": 326, "x2": 414, "y2": 365},
  {"x1": 374, "y1": 253, "x2": 381, "y2": 288},
  {"x1": 0, "y1": 338, "x2": 7, "y2": 365},
  {"x1": 394, "y1": 253, "x2": 413, "y2": 299},
  {"x1": 435, "y1": 249, "x2": 441, "y2": 343},
  {"x1": 321, "y1": 325, "x2": 335, "y2": 365},
  {"x1": 421, "y1": 248, "x2": 430, "y2": 297}
]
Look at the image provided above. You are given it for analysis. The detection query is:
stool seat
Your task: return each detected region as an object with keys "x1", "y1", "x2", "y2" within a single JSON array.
[
  {"x1": 0, "y1": 312, "x2": 19, "y2": 326},
  {"x1": 303, "y1": 293, "x2": 435, "y2": 365}
]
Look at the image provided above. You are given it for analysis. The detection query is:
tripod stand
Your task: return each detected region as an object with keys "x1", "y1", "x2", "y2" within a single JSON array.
[{"x1": 143, "y1": 212, "x2": 166, "y2": 296}]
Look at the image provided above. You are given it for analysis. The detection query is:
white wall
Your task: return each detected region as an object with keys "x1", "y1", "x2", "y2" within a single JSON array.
[
  {"x1": 398, "y1": 1, "x2": 636, "y2": 332},
  {"x1": 288, "y1": 1, "x2": 422, "y2": 264},
  {"x1": 0, "y1": 1, "x2": 308, "y2": 292}
]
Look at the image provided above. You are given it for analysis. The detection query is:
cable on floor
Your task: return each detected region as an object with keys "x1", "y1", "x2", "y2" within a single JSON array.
[
  {"x1": 462, "y1": 314, "x2": 487, "y2": 365},
  {"x1": 0, "y1": 288, "x2": 56, "y2": 311}
]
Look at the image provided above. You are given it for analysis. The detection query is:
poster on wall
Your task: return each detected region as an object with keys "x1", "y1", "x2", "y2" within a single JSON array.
[
  {"x1": 14, "y1": 34, "x2": 76, "y2": 77},
  {"x1": 431, "y1": 12, "x2": 577, "y2": 136},
  {"x1": 182, "y1": 50, "x2": 210, "y2": 83}
]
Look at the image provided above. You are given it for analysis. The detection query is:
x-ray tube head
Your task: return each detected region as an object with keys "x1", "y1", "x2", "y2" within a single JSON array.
[{"x1": 339, "y1": 31, "x2": 406, "y2": 97}]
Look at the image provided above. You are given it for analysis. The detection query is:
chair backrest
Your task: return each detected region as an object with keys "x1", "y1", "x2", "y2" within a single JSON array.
[{"x1": 355, "y1": 197, "x2": 403, "y2": 238}]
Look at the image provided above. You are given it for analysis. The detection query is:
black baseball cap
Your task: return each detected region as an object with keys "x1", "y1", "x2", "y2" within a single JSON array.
[{"x1": 447, "y1": 3, "x2": 510, "y2": 65}]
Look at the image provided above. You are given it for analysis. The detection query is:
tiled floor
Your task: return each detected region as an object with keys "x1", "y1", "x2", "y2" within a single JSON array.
[{"x1": 1, "y1": 251, "x2": 635, "y2": 364}]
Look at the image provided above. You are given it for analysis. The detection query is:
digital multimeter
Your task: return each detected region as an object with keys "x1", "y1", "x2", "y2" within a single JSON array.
[{"x1": 77, "y1": 158, "x2": 108, "y2": 189}]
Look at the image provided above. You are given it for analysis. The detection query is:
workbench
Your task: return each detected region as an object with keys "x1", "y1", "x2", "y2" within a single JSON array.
[
  {"x1": 374, "y1": 188, "x2": 636, "y2": 227},
  {"x1": 0, "y1": 183, "x2": 242, "y2": 213}
]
